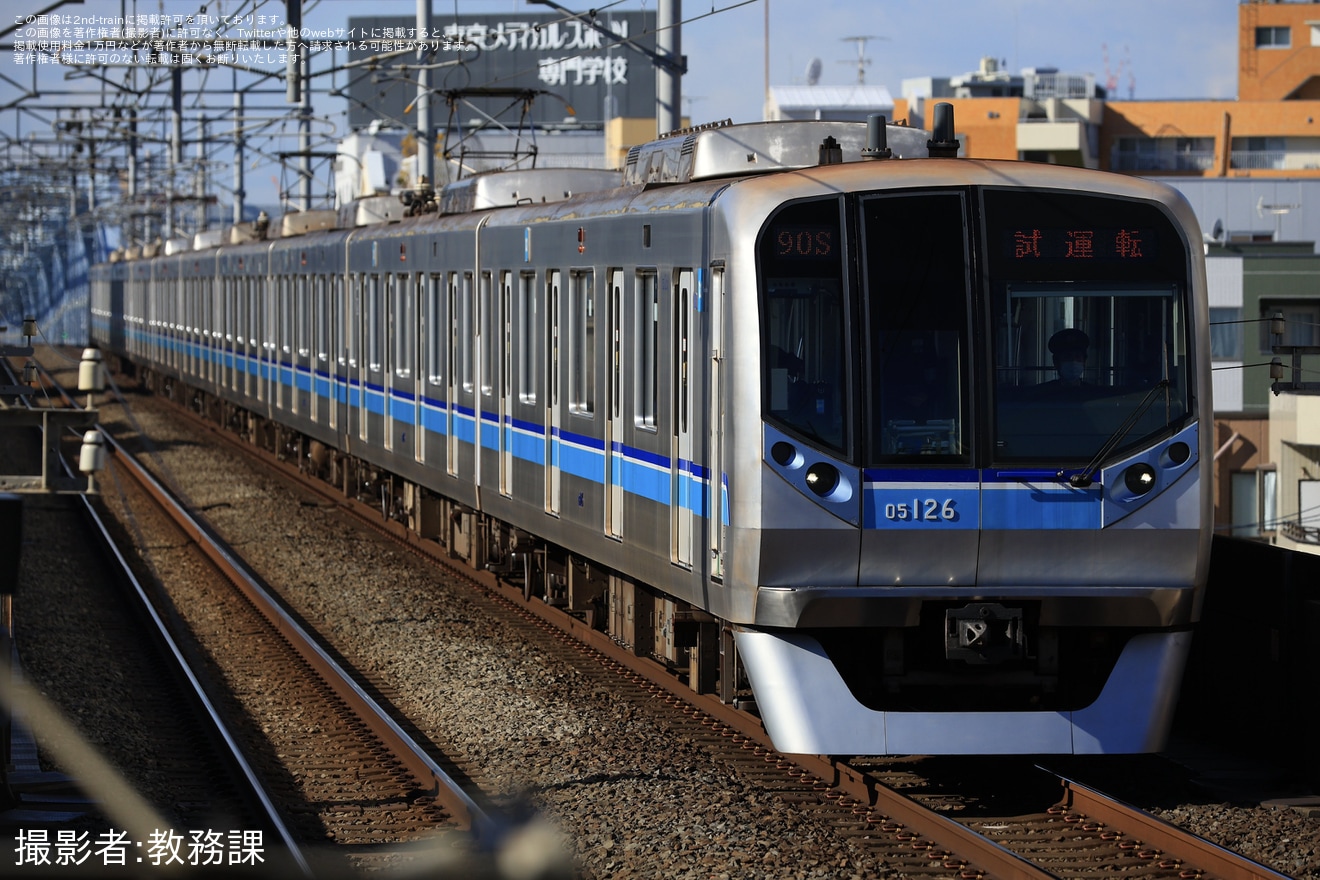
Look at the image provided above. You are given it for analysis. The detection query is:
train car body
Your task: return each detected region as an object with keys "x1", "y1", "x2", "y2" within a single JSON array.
[{"x1": 91, "y1": 114, "x2": 1212, "y2": 756}]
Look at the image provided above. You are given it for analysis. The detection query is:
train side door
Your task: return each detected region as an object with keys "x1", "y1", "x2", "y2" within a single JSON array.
[
  {"x1": 446, "y1": 272, "x2": 461, "y2": 477},
  {"x1": 707, "y1": 265, "x2": 725, "y2": 581},
  {"x1": 545, "y1": 270, "x2": 561, "y2": 515},
  {"x1": 605, "y1": 268, "x2": 624, "y2": 539},
  {"x1": 672, "y1": 268, "x2": 694, "y2": 568},
  {"x1": 361, "y1": 273, "x2": 378, "y2": 446},
  {"x1": 499, "y1": 270, "x2": 513, "y2": 497}
]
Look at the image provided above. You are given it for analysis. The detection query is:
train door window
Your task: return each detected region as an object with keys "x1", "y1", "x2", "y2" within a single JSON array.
[
  {"x1": 461, "y1": 272, "x2": 475, "y2": 393},
  {"x1": 758, "y1": 197, "x2": 849, "y2": 454},
  {"x1": 394, "y1": 273, "x2": 413, "y2": 379},
  {"x1": 426, "y1": 273, "x2": 444, "y2": 386},
  {"x1": 296, "y1": 276, "x2": 310, "y2": 357},
  {"x1": 519, "y1": 272, "x2": 538, "y2": 404},
  {"x1": 367, "y1": 274, "x2": 383, "y2": 373},
  {"x1": 280, "y1": 276, "x2": 292, "y2": 356},
  {"x1": 610, "y1": 269, "x2": 623, "y2": 419},
  {"x1": 315, "y1": 276, "x2": 329, "y2": 364},
  {"x1": 860, "y1": 191, "x2": 970, "y2": 464},
  {"x1": 674, "y1": 270, "x2": 690, "y2": 435},
  {"x1": 347, "y1": 275, "x2": 360, "y2": 369},
  {"x1": 548, "y1": 271, "x2": 561, "y2": 409},
  {"x1": 635, "y1": 271, "x2": 659, "y2": 430},
  {"x1": 480, "y1": 271, "x2": 494, "y2": 396},
  {"x1": 570, "y1": 269, "x2": 595, "y2": 415}
]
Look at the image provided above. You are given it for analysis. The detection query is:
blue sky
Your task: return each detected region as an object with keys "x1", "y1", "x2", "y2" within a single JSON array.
[
  {"x1": 3, "y1": 0, "x2": 1246, "y2": 208},
  {"x1": 6, "y1": 0, "x2": 1244, "y2": 115},
  {"x1": 692, "y1": 0, "x2": 1242, "y2": 119},
  {"x1": 323, "y1": 0, "x2": 1244, "y2": 120}
]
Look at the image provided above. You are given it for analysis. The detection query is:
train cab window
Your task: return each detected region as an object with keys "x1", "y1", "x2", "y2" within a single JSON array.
[
  {"x1": 861, "y1": 192, "x2": 971, "y2": 464},
  {"x1": 758, "y1": 197, "x2": 849, "y2": 454},
  {"x1": 984, "y1": 189, "x2": 1192, "y2": 463}
]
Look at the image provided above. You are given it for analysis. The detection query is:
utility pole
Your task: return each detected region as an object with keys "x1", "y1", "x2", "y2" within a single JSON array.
[
  {"x1": 656, "y1": 0, "x2": 681, "y2": 136},
  {"x1": 233, "y1": 90, "x2": 245, "y2": 224},
  {"x1": 416, "y1": 0, "x2": 434, "y2": 189}
]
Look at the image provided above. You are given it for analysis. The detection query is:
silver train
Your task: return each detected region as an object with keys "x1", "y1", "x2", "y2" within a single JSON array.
[{"x1": 91, "y1": 108, "x2": 1212, "y2": 755}]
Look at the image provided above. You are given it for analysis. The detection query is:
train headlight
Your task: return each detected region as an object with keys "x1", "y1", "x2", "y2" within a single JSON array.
[
  {"x1": 1122, "y1": 463, "x2": 1157, "y2": 496},
  {"x1": 770, "y1": 441, "x2": 803, "y2": 469},
  {"x1": 1161, "y1": 440, "x2": 1193, "y2": 467},
  {"x1": 805, "y1": 462, "x2": 840, "y2": 498}
]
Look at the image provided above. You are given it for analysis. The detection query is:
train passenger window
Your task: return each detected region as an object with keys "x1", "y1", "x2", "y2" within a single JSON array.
[
  {"x1": 984, "y1": 189, "x2": 1192, "y2": 462},
  {"x1": 861, "y1": 191, "x2": 971, "y2": 464},
  {"x1": 426, "y1": 274, "x2": 444, "y2": 385},
  {"x1": 570, "y1": 270, "x2": 595, "y2": 415},
  {"x1": 635, "y1": 271, "x2": 659, "y2": 430},
  {"x1": 519, "y1": 272, "x2": 537, "y2": 404},
  {"x1": 758, "y1": 197, "x2": 848, "y2": 454}
]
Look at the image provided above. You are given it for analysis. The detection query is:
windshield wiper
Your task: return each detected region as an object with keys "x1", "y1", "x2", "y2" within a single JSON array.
[{"x1": 1068, "y1": 379, "x2": 1170, "y2": 488}]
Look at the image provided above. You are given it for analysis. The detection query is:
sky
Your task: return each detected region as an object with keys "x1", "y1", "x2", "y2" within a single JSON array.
[{"x1": 2, "y1": 0, "x2": 1246, "y2": 209}]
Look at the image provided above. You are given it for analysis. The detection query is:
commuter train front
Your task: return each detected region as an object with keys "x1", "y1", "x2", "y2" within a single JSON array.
[
  {"x1": 91, "y1": 111, "x2": 1211, "y2": 756},
  {"x1": 720, "y1": 137, "x2": 1210, "y2": 755}
]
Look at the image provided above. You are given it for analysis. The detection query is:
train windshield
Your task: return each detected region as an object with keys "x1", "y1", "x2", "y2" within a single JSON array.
[
  {"x1": 985, "y1": 190, "x2": 1192, "y2": 463},
  {"x1": 860, "y1": 191, "x2": 972, "y2": 464},
  {"x1": 757, "y1": 187, "x2": 1193, "y2": 468},
  {"x1": 760, "y1": 197, "x2": 850, "y2": 454}
]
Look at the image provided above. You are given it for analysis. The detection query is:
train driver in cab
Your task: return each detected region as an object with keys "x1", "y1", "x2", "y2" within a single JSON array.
[{"x1": 1041, "y1": 327, "x2": 1090, "y2": 389}]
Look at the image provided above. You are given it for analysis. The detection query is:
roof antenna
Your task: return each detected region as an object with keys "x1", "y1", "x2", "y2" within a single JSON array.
[
  {"x1": 927, "y1": 102, "x2": 960, "y2": 158},
  {"x1": 862, "y1": 114, "x2": 892, "y2": 160}
]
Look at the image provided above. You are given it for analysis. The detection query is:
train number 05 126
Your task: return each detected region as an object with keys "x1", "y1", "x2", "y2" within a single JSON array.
[{"x1": 884, "y1": 498, "x2": 957, "y2": 522}]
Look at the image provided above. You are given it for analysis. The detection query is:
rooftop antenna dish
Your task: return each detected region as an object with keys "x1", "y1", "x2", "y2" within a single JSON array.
[{"x1": 806, "y1": 58, "x2": 823, "y2": 86}]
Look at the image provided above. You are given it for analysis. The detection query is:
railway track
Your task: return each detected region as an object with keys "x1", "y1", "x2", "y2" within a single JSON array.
[
  {"x1": 7, "y1": 359, "x2": 529, "y2": 876},
  {"x1": 87, "y1": 363, "x2": 1301, "y2": 880},
  {"x1": 96, "y1": 425, "x2": 501, "y2": 876},
  {"x1": 10, "y1": 350, "x2": 1310, "y2": 878}
]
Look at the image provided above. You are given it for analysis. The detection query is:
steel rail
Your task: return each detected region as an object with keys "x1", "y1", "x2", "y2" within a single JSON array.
[
  {"x1": 164, "y1": 399, "x2": 1059, "y2": 880},
  {"x1": 17, "y1": 364, "x2": 315, "y2": 875},
  {"x1": 75, "y1": 467, "x2": 315, "y2": 878},
  {"x1": 99, "y1": 428, "x2": 500, "y2": 847},
  {"x1": 1055, "y1": 774, "x2": 1297, "y2": 880}
]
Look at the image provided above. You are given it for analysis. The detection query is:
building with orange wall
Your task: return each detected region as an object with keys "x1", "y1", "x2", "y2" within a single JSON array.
[{"x1": 892, "y1": 2, "x2": 1320, "y2": 179}]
